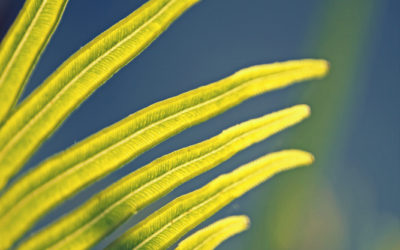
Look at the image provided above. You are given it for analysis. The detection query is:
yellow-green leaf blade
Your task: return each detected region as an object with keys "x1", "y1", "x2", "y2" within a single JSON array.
[
  {"x1": 0, "y1": 0, "x2": 200, "y2": 190},
  {"x1": 107, "y1": 150, "x2": 314, "y2": 249},
  {"x1": 176, "y1": 215, "x2": 250, "y2": 250},
  {"x1": 0, "y1": 0, "x2": 69, "y2": 124},
  {"x1": 0, "y1": 59, "x2": 328, "y2": 224},
  {"x1": 0, "y1": 58, "x2": 326, "y2": 247},
  {"x1": 0, "y1": 59, "x2": 326, "y2": 248},
  {"x1": 18, "y1": 105, "x2": 309, "y2": 250}
]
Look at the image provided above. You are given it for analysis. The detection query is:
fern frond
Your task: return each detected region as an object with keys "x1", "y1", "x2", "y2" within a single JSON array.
[
  {"x1": 0, "y1": 0, "x2": 200, "y2": 190},
  {"x1": 107, "y1": 150, "x2": 314, "y2": 249},
  {"x1": 176, "y1": 215, "x2": 250, "y2": 250},
  {"x1": 0, "y1": 0, "x2": 68, "y2": 124},
  {"x1": 18, "y1": 105, "x2": 309, "y2": 250}
]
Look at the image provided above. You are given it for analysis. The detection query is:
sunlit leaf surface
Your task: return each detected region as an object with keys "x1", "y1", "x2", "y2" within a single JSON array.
[
  {"x1": 0, "y1": 0, "x2": 68, "y2": 124},
  {"x1": 176, "y1": 215, "x2": 250, "y2": 250},
  {"x1": 0, "y1": 59, "x2": 326, "y2": 249},
  {"x1": 108, "y1": 150, "x2": 314, "y2": 249},
  {"x1": 19, "y1": 105, "x2": 309, "y2": 249},
  {"x1": 0, "y1": 0, "x2": 200, "y2": 191}
]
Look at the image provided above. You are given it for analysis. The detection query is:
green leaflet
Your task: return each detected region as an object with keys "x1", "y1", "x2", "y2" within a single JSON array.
[
  {"x1": 0, "y1": 59, "x2": 327, "y2": 218},
  {"x1": 0, "y1": 0, "x2": 200, "y2": 190},
  {"x1": 107, "y1": 150, "x2": 314, "y2": 249},
  {"x1": 0, "y1": 0, "x2": 69, "y2": 124},
  {"x1": 0, "y1": 59, "x2": 326, "y2": 249},
  {"x1": 18, "y1": 105, "x2": 309, "y2": 250},
  {"x1": 176, "y1": 215, "x2": 250, "y2": 250}
]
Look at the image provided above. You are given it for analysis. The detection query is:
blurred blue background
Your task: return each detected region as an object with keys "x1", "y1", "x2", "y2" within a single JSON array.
[{"x1": 1, "y1": 0, "x2": 399, "y2": 249}]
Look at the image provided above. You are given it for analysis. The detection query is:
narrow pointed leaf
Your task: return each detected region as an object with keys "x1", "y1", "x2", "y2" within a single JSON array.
[
  {"x1": 176, "y1": 215, "x2": 250, "y2": 250},
  {"x1": 18, "y1": 105, "x2": 309, "y2": 250},
  {"x1": 0, "y1": 0, "x2": 69, "y2": 124},
  {"x1": 0, "y1": 0, "x2": 201, "y2": 190},
  {"x1": 107, "y1": 150, "x2": 314, "y2": 249},
  {"x1": 0, "y1": 59, "x2": 326, "y2": 248},
  {"x1": 0, "y1": 58, "x2": 327, "y2": 218}
]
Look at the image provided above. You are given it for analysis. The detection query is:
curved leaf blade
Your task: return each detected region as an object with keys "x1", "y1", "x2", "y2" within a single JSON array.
[
  {"x1": 176, "y1": 215, "x2": 250, "y2": 250},
  {"x1": 0, "y1": 0, "x2": 200, "y2": 190},
  {"x1": 18, "y1": 105, "x2": 309, "y2": 250},
  {"x1": 0, "y1": 59, "x2": 328, "y2": 222},
  {"x1": 0, "y1": 59, "x2": 326, "y2": 248},
  {"x1": 107, "y1": 150, "x2": 314, "y2": 249},
  {"x1": 0, "y1": 0, "x2": 69, "y2": 124}
]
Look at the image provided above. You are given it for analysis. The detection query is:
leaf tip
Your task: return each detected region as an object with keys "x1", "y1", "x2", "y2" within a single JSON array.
[
  {"x1": 297, "y1": 58, "x2": 330, "y2": 79},
  {"x1": 304, "y1": 151, "x2": 315, "y2": 165},
  {"x1": 313, "y1": 59, "x2": 330, "y2": 77},
  {"x1": 292, "y1": 150, "x2": 315, "y2": 166},
  {"x1": 276, "y1": 149, "x2": 315, "y2": 171},
  {"x1": 294, "y1": 104, "x2": 311, "y2": 119},
  {"x1": 241, "y1": 215, "x2": 251, "y2": 229}
]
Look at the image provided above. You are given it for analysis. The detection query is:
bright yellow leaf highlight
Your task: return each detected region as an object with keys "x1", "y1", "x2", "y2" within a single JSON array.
[
  {"x1": 108, "y1": 150, "x2": 314, "y2": 249},
  {"x1": 176, "y1": 215, "x2": 250, "y2": 250},
  {"x1": 17, "y1": 105, "x2": 309, "y2": 250},
  {"x1": 0, "y1": 0, "x2": 68, "y2": 124}
]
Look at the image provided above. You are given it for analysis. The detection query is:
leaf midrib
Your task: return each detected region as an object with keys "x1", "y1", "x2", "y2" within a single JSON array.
[
  {"x1": 0, "y1": 0, "x2": 47, "y2": 86},
  {"x1": 46, "y1": 117, "x2": 284, "y2": 249},
  {"x1": 131, "y1": 158, "x2": 287, "y2": 249},
  {"x1": 3, "y1": 75, "x2": 255, "y2": 220},
  {"x1": 0, "y1": 0, "x2": 175, "y2": 160},
  {"x1": 192, "y1": 222, "x2": 241, "y2": 250},
  {"x1": 2, "y1": 63, "x2": 305, "y2": 226}
]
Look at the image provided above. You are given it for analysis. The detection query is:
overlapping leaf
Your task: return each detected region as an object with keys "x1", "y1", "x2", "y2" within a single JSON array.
[
  {"x1": 176, "y1": 215, "x2": 250, "y2": 250},
  {"x1": 107, "y1": 150, "x2": 314, "y2": 249},
  {"x1": 18, "y1": 105, "x2": 309, "y2": 249},
  {"x1": 0, "y1": 59, "x2": 326, "y2": 248},
  {"x1": 0, "y1": 0, "x2": 201, "y2": 190},
  {"x1": 0, "y1": 0, "x2": 69, "y2": 124}
]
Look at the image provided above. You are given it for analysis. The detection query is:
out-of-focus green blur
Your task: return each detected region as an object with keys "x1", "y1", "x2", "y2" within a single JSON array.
[{"x1": 246, "y1": 0, "x2": 400, "y2": 249}]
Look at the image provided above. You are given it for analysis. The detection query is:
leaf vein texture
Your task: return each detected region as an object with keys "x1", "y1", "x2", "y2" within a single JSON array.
[
  {"x1": 0, "y1": 59, "x2": 327, "y2": 246},
  {"x1": 0, "y1": 0, "x2": 68, "y2": 124},
  {"x1": 176, "y1": 215, "x2": 250, "y2": 250},
  {"x1": 108, "y1": 150, "x2": 314, "y2": 249},
  {"x1": 18, "y1": 105, "x2": 309, "y2": 249},
  {"x1": 0, "y1": 0, "x2": 200, "y2": 191}
]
